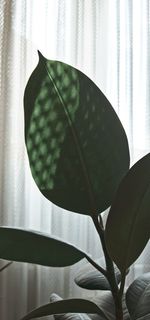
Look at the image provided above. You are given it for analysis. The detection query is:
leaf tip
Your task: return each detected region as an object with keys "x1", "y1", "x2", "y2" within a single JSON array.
[{"x1": 37, "y1": 50, "x2": 45, "y2": 61}]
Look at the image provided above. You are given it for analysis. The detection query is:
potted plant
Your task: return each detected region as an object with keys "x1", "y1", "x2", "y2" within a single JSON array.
[{"x1": 0, "y1": 52, "x2": 149, "y2": 320}]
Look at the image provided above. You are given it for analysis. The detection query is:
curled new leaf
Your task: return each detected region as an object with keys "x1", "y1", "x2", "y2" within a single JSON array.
[
  {"x1": 20, "y1": 298, "x2": 105, "y2": 320},
  {"x1": 126, "y1": 273, "x2": 150, "y2": 320},
  {"x1": 24, "y1": 51, "x2": 129, "y2": 216},
  {"x1": 0, "y1": 227, "x2": 85, "y2": 267},
  {"x1": 105, "y1": 153, "x2": 150, "y2": 273}
]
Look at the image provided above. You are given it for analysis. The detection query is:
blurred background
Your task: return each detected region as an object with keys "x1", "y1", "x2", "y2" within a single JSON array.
[{"x1": 0, "y1": 1, "x2": 150, "y2": 319}]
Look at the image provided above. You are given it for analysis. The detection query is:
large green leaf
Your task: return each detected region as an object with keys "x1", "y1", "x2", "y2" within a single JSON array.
[
  {"x1": 24, "y1": 51, "x2": 129, "y2": 216},
  {"x1": 74, "y1": 258, "x2": 121, "y2": 290},
  {"x1": 0, "y1": 227, "x2": 85, "y2": 267},
  {"x1": 105, "y1": 153, "x2": 150, "y2": 273},
  {"x1": 126, "y1": 273, "x2": 150, "y2": 320},
  {"x1": 20, "y1": 298, "x2": 105, "y2": 320}
]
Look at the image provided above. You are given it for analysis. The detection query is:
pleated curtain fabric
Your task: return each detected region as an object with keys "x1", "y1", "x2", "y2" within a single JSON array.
[{"x1": 0, "y1": 1, "x2": 150, "y2": 319}]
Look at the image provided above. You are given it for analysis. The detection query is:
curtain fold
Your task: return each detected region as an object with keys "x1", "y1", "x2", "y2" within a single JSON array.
[{"x1": 0, "y1": 1, "x2": 150, "y2": 319}]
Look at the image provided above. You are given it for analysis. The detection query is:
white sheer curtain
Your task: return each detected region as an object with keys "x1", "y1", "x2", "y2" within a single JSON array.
[{"x1": 0, "y1": 1, "x2": 150, "y2": 319}]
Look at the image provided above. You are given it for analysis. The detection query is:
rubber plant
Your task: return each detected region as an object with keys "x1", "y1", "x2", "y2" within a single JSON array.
[{"x1": 0, "y1": 52, "x2": 150, "y2": 320}]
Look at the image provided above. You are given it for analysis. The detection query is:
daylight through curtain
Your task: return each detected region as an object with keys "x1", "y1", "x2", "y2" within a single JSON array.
[{"x1": 0, "y1": 1, "x2": 150, "y2": 319}]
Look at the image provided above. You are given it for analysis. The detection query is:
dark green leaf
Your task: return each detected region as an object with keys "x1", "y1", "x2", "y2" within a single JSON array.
[
  {"x1": 74, "y1": 258, "x2": 121, "y2": 290},
  {"x1": 50, "y1": 293, "x2": 92, "y2": 320},
  {"x1": 126, "y1": 273, "x2": 150, "y2": 320},
  {"x1": 24, "y1": 51, "x2": 129, "y2": 216},
  {"x1": 105, "y1": 153, "x2": 150, "y2": 273},
  {"x1": 0, "y1": 227, "x2": 85, "y2": 267},
  {"x1": 20, "y1": 298, "x2": 105, "y2": 320}
]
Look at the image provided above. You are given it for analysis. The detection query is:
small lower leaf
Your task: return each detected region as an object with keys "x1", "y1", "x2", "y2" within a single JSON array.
[
  {"x1": 126, "y1": 273, "x2": 150, "y2": 320},
  {"x1": 50, "y1": 293, "x2": 92, "y2": 320},
  {"x1": 20, "y1": 299, "x2": 106, "y2": 320},
  {"x1": 0, "y1": 227, "x2": 85, "y2": 267}
]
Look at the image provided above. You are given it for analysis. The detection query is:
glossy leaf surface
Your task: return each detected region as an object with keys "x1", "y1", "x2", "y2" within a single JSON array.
[
  {"x1": 105, "y1": 153, "x2": 150, "y2": 273},
  {"x1": 24, "y1": 52, "x2": 129, "y2": 216},
  {"x1": 20, "y1": 298, "x2": 105, "y2": 320},
  {"x1": 126, "y1": 273, "x2": 150, "y2": 320},
  {"x1": 50, "y1": 293, "x2": 92, "y2": 320},
  {"x1": 0, "y1": 227, "x2": 85, "y2": 267},
  {"x1": 74, "y1": 258, "x2": 121, "y2": 290}
]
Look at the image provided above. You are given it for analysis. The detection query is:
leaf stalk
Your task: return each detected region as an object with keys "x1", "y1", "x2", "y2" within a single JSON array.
[{"x1": 92, "y1": 214, "x2": 124, "y2": 320}]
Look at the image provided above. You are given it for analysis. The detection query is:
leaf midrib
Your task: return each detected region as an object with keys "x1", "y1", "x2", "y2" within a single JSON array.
[{"x1": 40, "y1": 57, "x2": 97, "y2": 216}]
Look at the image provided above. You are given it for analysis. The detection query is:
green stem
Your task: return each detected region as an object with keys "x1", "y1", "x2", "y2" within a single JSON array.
[
  {"x1": 115, "y1": 299, "x2": 124, "y2": 320},
  {"x1": 92, "y1": 214, "x2": 124, "y2": 320},
  {"x1": 119, "y1": 272, "x2": 126, "y2": 298},
  {"x1": 115, "y1": 271, "x2": 126, "y2": 319},
  {"x1": 93, "y1": 215, "x2": 118, "y2": 294}
]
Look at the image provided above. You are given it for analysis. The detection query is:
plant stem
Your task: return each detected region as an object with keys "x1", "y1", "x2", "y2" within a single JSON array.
[
  {"x1": 119, "y1": 272, "x2": 126, "y2": 298},
  {"x1": 92, "y1": 214, "x2": 124, "y2": 320},
  {"x1": 93, "y1": 215, "x2": 118, "y2": 293},
  {"x1": 115, "y1": 299, "x2": 124, "y2": 320}
]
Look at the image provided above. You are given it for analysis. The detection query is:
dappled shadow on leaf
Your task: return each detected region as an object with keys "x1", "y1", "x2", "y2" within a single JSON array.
[{"x1": 24, "y1": 53, "x2": 129, "y2": 215}]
